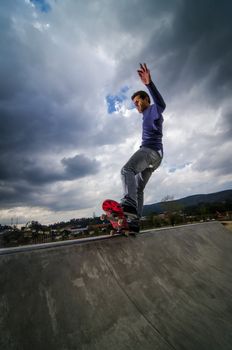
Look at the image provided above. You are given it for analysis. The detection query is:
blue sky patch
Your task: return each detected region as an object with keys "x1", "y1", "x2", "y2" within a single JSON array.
[
  {"x1": 106, "y1": 86, "x2": 133, "y2": 114},
  {"x1": 30, "y1": 0, "x2": 51, "y2": 13},
  {"x1": 169, "y1": 163, "x2": 191, "y2": 173}
]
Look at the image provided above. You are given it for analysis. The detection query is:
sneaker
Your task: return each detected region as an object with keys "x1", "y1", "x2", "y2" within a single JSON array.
[
  {"x1": 127, "y1": 218, "x2": 140, "y2": 233},
  {"x1": 121, "y1": 203, "x2": 138, "y2": 217}
]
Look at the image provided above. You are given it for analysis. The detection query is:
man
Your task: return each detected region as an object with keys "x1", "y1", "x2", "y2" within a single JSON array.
[{"x1": 120, "y1": 63, "x2": 166, "y2": 221}]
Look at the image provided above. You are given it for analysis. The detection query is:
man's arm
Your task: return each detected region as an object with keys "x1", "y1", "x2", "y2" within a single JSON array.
[
  {"x1": 137, "y1": 63, "x2": 166, "y2": 111},
  {"x1": 146, "y1": 81, "x2": 166, "y2": 111}
]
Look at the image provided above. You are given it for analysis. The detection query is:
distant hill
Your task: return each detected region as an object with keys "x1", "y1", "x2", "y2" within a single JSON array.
[{"x1": 143, "y1": 189, "x2": 232, "y2": 216}]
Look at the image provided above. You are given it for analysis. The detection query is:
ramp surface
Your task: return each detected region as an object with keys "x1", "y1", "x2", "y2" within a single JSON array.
[{"x1": 1, "y1": 222, "x2": 232, "y2": 350}]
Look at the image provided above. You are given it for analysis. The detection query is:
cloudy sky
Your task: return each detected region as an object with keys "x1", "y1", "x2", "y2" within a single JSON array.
[{"x1": 0, "y1": 0, "x2": 231, "y2": 225}]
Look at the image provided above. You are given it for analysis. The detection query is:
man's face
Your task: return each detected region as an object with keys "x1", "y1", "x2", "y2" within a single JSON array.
[{"x1": 133, "y1": 95, "x2": 150, "y2": 113}]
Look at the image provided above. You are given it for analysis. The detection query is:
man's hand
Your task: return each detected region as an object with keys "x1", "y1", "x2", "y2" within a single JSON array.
[{"x1": 137, "y1": 63, "x2": 151, "y2": 85}]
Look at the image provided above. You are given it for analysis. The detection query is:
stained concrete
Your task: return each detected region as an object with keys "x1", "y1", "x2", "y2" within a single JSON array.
[{"x1": 1, "y1": 222, "x2": 232, "y2": 350}]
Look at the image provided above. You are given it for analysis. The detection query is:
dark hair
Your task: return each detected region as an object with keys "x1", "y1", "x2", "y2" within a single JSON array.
[{"x1": 131, "y1": 90, "x2": 150, "y2": 104}]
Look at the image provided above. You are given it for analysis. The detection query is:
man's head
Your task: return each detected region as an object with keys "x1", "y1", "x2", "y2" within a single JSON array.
[{"x1": 131, "y1": 90, "x2": 150, "y2": 113}]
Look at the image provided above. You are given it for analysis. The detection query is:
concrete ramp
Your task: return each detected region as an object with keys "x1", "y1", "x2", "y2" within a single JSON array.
[{"x1": 1, "y1": 222, "x2": 232, "y2": 350}]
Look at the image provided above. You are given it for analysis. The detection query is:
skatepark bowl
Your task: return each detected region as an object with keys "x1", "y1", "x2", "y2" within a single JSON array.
[{"x1": 1, "y1": 221, "x2": 232, "y2": 350}]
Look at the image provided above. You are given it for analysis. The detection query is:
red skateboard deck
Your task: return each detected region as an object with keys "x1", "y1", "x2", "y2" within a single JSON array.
[{"x1": 101, "y1": 199, "x2": 137, "y2": 236}]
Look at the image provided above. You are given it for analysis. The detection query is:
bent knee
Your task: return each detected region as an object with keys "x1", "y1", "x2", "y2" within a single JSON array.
[{"x1": 121, "y1": 164, "x2": 136, "y2": 176}]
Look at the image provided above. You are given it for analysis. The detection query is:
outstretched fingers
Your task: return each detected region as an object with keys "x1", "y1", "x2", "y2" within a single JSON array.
[
  {"x1": 137, "y1": 63, "x2": 149, "y2": 76},
  {"x1": 139, "y1": 63, "x2": 148, "y2": 71},
  {"x1": 137, "y1": 63, "x2": 151, "y2": 84}
]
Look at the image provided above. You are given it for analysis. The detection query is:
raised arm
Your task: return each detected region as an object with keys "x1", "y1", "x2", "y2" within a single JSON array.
[{"x1": 137, "y1": 63, "x2": 166, "y2": 111}]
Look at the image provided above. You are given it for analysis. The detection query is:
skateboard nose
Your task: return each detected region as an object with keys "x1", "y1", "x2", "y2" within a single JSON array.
[{"x1": 102, "y1": 199, "x2": 121, "y2": 212}]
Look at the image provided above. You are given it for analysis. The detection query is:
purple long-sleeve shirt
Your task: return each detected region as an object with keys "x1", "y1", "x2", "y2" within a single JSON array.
[{"x1": 141, "y1": 81, "x2": 166, "y2": 155}]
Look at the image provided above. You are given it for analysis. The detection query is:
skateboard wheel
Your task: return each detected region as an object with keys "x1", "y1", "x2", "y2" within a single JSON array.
[
  {"x1": 123, "y1": 230, "x2": 129, "y2": 237},
  {"x1": 100, "y1": 214, "x2": 107, "y2": 221}
]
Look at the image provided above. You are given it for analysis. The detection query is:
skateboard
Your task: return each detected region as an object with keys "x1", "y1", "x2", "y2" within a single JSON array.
[{"x1": 101, "y1": 199, "x2": 139, "y2": 236}]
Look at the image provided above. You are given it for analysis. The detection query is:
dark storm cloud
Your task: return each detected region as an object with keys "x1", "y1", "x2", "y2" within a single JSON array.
[
  {"x1": 22, "y1": 154, "x2": 100, "y2": 185},
  {"x1": 0, "y1": 20, "x2": 95, "y2": 155},
  {"x1": 61, "y1": 154, "x2": 100, "y2": 179},
  {"x1": 113, "y1": 0, "x2": 232, "y2": 103},
  {"x1": 0, "y1": 153, "x2": 100, "y2": 209},
  {"x1": 0, "y1": 154, "x2": 100, "y2": 185},
  {"x1": 158, "y1": 0, "x2": 232, "y2": 99},
  {"x1": 0, "y1": 180, "x2": 40, "y2": 208},
  {"x1": 217, "y1": 108, "x2": 232, "y2": 141},
  {"x1": 0, "y1": 179, "x2": 89, "y2": 211},
  {"x1": 0, "y1": 100, "x2": 92, "y2": 154}
]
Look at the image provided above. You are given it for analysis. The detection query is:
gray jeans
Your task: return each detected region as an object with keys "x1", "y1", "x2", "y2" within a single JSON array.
[{"x1": 121, "y1": 147, "x2": 162, "y2": 217}]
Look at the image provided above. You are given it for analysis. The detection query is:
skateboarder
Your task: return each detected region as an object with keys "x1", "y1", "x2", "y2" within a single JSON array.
[{"x1": 120, "y1": 63, "x2": 166, "y2": 220}]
